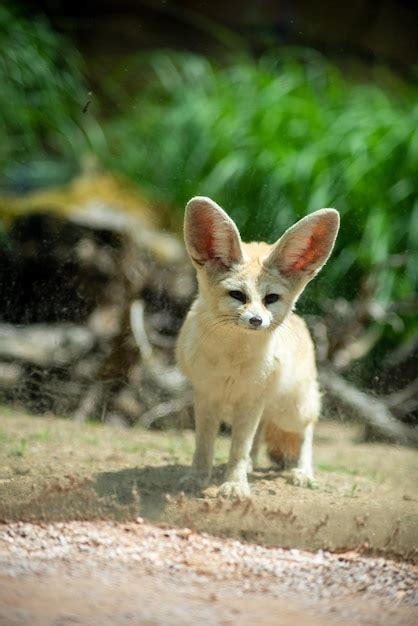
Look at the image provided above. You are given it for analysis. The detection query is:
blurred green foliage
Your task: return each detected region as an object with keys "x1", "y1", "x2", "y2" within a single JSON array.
[
  {"x1": 103, "y1": 51, "x2": 418, "y2": 338},
  {"x1": 0, "y1": 5, "x2": 100, "y2": 189},
  {"x1": 0, "y1": 5, "x2": 416, "y2": 353}
]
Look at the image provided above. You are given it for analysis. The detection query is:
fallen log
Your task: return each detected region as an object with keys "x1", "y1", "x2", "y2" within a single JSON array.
[
  {"x1": 319, "y1": 369, "x2": 418, "y2": 445},
  {"x1": 0, "y1": 323, "x2": 95, "y2": 367},
  {"x1": 139, "y1": 395, "x2": 193, "y2": 428}
]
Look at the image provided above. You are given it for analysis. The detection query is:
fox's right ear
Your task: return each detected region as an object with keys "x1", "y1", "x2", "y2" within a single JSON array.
[{"x1": 184, "y1": 196, "x2": 243, "y2": 270}]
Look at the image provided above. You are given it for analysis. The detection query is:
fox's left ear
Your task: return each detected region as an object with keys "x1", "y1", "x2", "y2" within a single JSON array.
[{"x1": 266, "y1": 209, "x2": 340, "y2": 284}]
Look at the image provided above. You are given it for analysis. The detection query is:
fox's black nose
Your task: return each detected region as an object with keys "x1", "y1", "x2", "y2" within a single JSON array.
[{"x1": 249, "y1": 315, "x2": 263, "y2": 327}]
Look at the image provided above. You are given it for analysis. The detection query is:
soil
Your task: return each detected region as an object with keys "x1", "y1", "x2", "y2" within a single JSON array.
[{"x1": 0, "y1": 408, "x2": 417, "y2": 625}]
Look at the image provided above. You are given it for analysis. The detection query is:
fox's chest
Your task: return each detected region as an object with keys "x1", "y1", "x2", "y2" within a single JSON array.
[{"x1": 187, "y1": 339, "x2": 275, "y2": 401}]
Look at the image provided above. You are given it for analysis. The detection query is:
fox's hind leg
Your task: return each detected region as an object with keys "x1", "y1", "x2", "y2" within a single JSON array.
[
  {"x1": 265, "y1": 422, "x2": 301, "y2": 469},
  {"x1": 265, "y1": 421, "x2": 316, "y2": 487}
]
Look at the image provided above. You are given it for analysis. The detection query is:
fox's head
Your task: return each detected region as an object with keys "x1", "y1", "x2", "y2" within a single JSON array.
[{"x1": 184, "y1": 197, "x2": 339, "y2": 332}]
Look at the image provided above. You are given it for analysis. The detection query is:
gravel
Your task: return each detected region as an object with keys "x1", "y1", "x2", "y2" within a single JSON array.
[{"x1": 1, "y1": 520, "x2": 417, "y2": 608}]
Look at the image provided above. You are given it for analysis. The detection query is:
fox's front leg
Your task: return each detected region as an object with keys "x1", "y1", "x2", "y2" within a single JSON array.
[
  {"x1": 248, "y1": 421, "x2": 264, "y2": 472},
  {"x1": 218, "y1": 403, "x2": 263, "y2": 499},
  {"x1": 289, "y1": 423, "x2": 316, "y2": 487},
  {"x1": 180, "y1": 392, "x2": 220, "y2": 492}
]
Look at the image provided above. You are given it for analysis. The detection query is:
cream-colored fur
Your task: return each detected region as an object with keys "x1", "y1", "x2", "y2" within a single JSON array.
[{"x1": 176, "y1": 197, "x2": 339, "y2": 498}]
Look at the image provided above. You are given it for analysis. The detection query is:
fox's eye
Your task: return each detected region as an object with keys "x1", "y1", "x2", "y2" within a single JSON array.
[
  {"x1": 229, "y1": 290, "x2": 247, "y2": 303},
  {"x1": 264, "y1": 293, "x2": 280, "y2": 305}
]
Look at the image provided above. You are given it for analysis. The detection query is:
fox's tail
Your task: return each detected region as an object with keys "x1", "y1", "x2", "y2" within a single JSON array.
[{"x1": 264, "y1": 422, "x2": 302, "y2": 469}]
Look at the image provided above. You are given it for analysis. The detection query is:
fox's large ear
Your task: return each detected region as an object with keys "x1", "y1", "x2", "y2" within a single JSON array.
[
  {"x1": 184, "y1": 196, "x2": 243, "y2": 269},
  {"x1": 266, "y1": 209, "x2": 339, "y2": 284}
]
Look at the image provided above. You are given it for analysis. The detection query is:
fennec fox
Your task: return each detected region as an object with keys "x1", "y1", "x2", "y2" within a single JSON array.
[{"x1": 176, "y1": 197, "x2": 339, "y2": 498}]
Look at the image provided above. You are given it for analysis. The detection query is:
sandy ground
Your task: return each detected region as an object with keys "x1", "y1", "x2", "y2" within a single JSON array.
[
  {"x1": 1, "y1": 411, "x2": 417, "y2": 557},
  {"x1": 0, "y1": 409, "x2": 417, "y2": 624}
]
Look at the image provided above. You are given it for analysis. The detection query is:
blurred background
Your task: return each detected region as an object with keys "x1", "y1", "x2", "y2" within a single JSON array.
[{"x1": 0, "y1": 0, "x2": 417, "y2": 444}]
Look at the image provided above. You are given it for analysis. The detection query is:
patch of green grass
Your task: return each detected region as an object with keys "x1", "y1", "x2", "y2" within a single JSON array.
[
  {"x1": 214, "y1": 450, "x2": 229, "y2": 464},
  {"x1": 82, "y1": 435, "x2": 99, "y2": 446},
  {"x1": 0, "y1": 430, "x2": 19, "y2": 446},
  {"x1": 122, "y1": 443, "x2": 148, "y2": 454},
  {"x1": 0, "y1": 406, "x2": 19, "y2": 419},
  {"x1": 29, "y1": 430, "x2": 51, "y2": 444},
  {"x1": 86, "y1": 420, "x2": 101, "y2": 428},
  {"x1": 9, "y1": 438, "x2": 28, "y2": 458},
  {"x1": 164, "y1": 432, "x2": 194, "y2": 462},
  {"x1": 317, "y1": 463, "x2": 359, "y2": 476},
  {"x1": 307, "y1": 479, "x2": 319, "y2": 490},
  {"x1": 347, "y1": 481, "x2": 359, "y2": 497},
  {"x1": 0, "y1": 428, "x2": 49, "y2": 457},
  {"x1": 166, "y1": 437, "x2": 178, "y2": 460},
  {"x1": 318, "y1": 462, "x2": 384, "y2": 486}
]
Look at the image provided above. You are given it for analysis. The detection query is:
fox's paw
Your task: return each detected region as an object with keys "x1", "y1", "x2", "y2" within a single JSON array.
[
  {"x1": 288, "y1": 468, "x2": 317, "y2": 489},
  {"x1": 178, "y1": 471, "x2": 209, "y2": 494},
  {"x1": 218, "y1": 481, "x2": 251, "y2": 499}
]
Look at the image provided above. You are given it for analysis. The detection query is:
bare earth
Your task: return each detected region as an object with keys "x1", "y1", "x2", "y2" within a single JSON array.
[{"x1": 0, "y1": 409, "x2": 417, "y2": 625}]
